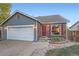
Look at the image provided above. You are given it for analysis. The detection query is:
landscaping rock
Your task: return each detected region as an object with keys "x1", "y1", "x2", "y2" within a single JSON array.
[{"x1": 31, "y1": 41, "x2": 76, "y2": 56}]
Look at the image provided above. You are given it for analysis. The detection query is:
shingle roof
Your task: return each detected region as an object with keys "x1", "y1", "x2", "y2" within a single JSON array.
[
  {"x1": 35, "y1": 15, "x2": 69, "y2": 23},
  {"x1": 70, "y1": 21, "x2": 79, "y2": 29}
]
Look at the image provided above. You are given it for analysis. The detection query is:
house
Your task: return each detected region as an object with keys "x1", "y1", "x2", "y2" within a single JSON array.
[
  {"x1": 0, "y1": 11, "x2": 69, "y2": 41},
  {"x1": 69, "y1": 21, "x2": 79, "y2": 41}
]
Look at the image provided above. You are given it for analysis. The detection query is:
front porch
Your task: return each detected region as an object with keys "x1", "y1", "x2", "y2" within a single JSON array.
[{"x1": 38, "y1": 23, "x2": 68, "y2": 42}]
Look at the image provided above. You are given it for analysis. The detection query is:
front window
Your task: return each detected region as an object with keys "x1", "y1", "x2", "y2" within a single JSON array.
[{"x1": 52, "y1": 24, "x2": 61, "y2": 35}]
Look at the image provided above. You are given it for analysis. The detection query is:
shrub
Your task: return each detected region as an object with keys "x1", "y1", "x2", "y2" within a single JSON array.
[{"x1": 50, "y1": 35, "x2": 64, "y2": 42}]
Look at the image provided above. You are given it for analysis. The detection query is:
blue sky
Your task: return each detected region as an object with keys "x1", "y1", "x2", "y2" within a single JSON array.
[{"x1": 11, "y1": 3, "x2": 79, "y2": 27}]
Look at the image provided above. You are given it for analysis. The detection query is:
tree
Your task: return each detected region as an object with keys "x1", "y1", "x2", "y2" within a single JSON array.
[{"x1": 0, "y1": 3, "x2": 11, "y2": 22}]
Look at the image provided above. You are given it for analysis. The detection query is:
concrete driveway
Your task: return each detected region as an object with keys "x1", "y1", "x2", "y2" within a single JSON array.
[{"x1": 0, "y1": 40, "x2": 48, "y2": 56}]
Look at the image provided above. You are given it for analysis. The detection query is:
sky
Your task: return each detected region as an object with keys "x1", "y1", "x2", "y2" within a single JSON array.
[{"x1": 11, "y1": 3, "x2": 79, "y2": 27}]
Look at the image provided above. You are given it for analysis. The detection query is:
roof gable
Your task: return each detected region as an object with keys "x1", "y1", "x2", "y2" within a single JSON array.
[{"x1": 1, "y1": 11, "x2": 41, "y2": 25}]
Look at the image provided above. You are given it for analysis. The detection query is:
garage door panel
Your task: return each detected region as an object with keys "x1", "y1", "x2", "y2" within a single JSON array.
[{"x1": 7, "y1": 26, "x2": 34, "y2": 41}]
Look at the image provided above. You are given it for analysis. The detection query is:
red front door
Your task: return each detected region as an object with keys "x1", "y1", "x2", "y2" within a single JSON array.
[{"x1": 42, "y1": 25, "x2": 46, "y2": 36}]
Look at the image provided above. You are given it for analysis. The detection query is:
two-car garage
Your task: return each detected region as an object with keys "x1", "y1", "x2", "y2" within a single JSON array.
[
  {"x1": 7, "y1": 25, "x2": 35, "y2": 41},
  {"x1": 0, "y1": 12, "x2": 40, "y2": 41}
]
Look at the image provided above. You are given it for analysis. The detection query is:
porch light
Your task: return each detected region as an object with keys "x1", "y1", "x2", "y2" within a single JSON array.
[{"x1": 47, "y1": 25, "x2": 49, "y2": 27}]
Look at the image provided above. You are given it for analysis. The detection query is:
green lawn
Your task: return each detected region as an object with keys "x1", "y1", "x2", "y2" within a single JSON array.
[{"x1": 46, "y1": 45, "x2": 79, "y2": 56}]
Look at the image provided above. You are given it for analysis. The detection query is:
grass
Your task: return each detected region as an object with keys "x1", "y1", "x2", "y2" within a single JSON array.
[{"x1": 46, "y1": 45, "x2": 79, "y2": 56}]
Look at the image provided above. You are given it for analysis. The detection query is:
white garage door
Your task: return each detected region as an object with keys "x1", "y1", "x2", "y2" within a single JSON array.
[{"x1": 7, "y1": 26, "x2": 34, "y2": 41}]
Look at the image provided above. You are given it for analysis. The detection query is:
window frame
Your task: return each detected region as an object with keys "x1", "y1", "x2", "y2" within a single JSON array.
[{"x1": 51, "y1": 24, "x2": 61, "y2": 36}]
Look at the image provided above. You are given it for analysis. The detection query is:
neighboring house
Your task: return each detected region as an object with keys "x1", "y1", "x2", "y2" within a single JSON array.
[
  {"x1": 69, "y1": 21, "x2": 79, "y2": 41},
  {"x1": 0, "y1": 11, "x2": 69, "y2": 41}
]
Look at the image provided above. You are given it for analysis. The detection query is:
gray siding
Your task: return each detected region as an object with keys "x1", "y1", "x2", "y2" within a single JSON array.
[
  {"x1": 3, "y1": 13, "x2": 36, "y2": 26},
  {"x1": 1, "y1": 13, "x2": 38, "y2": 41},
  {"x1": 2, "y1": 27, "x2": 7, "y2": 40}
]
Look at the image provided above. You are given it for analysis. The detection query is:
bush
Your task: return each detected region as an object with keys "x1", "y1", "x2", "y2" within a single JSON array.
[{"x1": 51, "y1": 35, "x2": 64, "y2": 42}]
